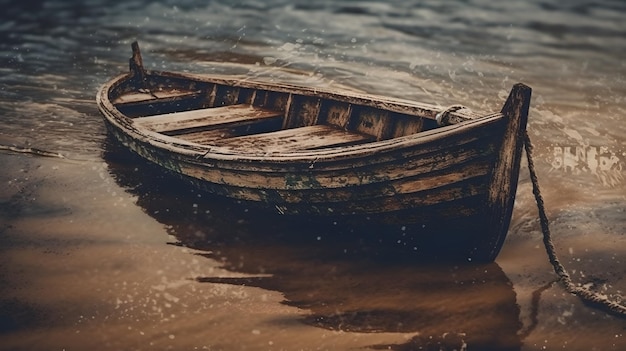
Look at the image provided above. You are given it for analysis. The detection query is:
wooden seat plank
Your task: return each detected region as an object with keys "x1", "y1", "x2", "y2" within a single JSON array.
[
  {"x1": 113, "y1": 90, "x2": 201, "y2": 106},
  {"x1": 217, "y1": 125, "x2": 374, "y2": 152},
  {"x1": 132, "y1": 104, "x2": 283, "y2": 133}
]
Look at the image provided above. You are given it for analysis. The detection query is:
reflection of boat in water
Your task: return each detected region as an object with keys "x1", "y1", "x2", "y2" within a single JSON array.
[
  {"x1": 97, "y1": 42, "x2": 531, "y2": 262},
  {"x1": 104, "y1": 139, "x2": 522, "y2": 351},
  {"x1": 200, "y1": 264, "x2": 521, "y2": 351}
]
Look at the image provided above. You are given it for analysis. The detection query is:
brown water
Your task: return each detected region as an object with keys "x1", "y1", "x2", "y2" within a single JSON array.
[{"x1": 1, "y1": 1, "x2": 625, "y2": 350}]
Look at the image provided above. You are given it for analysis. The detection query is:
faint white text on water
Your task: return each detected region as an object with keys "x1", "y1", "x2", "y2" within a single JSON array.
[{"x1": 548, "y1": 146, "x2": 624, "y2": 187}]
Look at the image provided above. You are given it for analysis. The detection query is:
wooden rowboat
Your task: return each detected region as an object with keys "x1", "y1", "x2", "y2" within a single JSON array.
[{"x1": 97, "y1": 42, "x2": 531, "y2": 262}]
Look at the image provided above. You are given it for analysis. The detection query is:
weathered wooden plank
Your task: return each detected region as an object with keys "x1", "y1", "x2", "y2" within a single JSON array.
[
  {"x1": 480, "y1": 83, "x2": 532, "y2": 260},
  {"x1": 266, "y1": 91, "x2": 291, "y2": 113},
  {"x1": 238, "y1": 88, "x2": 256, "y2": 105},
  {"x1": 352, "y1": 106, "x2": 391, "y2": 141},
  {"x1": 392, "y1": 115, "x2": 424, "y2": 137},
  {"x1": 132, "y1": 104, "x2": 283, "y2": 133},
  {"x1": 324, "y1": 101, "x2": 353, "y2": 129},
  {"x1": 214, "y1": 86, "x2": 240, "y2": 106},
  {"x1": 113, "y1": 90, "x2": 202, "y2": 106},
  {"x1": 179, "y1": 161, "x2": 490, "y2": 211},
  {"x1": 283, "y1": 96, "x2": 322, "y2": 128},
  {"x1": 174, "y1": 128, "x2": 239, "y2": 144},
  {"x1": 177, "y1": 140, "x2": 495, "y2": 192},
  {"x1": 322, "y1": 178, "x2": 488, "y2": 214},
  {"x1": 216, "y1": 125, "x2": 374, "y2": 153},
  {"x1": 277, "y1": 161, "x2": 492, "y2": 206},
  {"x1": 174, "y1": 117, "x2": 283, "y2": 145}
]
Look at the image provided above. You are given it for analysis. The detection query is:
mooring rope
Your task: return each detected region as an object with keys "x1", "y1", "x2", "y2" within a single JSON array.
[{"x1": 523, "y1": 131, "x2": 626, "y2": 318}]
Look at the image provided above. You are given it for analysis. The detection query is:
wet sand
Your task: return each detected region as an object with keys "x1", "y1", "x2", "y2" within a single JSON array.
[
  {"x1": 2, "y1": 0, "x2": 626, "y2": 349},
  {"x1": 1, "y1": 140, "x2": 624, "y2": 350},
  {"x1": 0, "y1": 151, "x2": 407, "y2": 350}
]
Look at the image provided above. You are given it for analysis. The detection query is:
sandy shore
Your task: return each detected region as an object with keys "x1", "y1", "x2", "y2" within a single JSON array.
[{"x1": 0, "y1": 150, "x2": 624, "y2": 351}]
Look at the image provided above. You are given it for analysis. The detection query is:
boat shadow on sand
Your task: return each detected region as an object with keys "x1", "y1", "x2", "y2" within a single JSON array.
[{"x1": 104, "y1": 135, "x2": 523, "y2": 351}]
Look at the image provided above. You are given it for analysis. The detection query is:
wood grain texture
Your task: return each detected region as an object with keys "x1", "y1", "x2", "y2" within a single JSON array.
[
  {"x1": 132, "y1": 104, "x2": 283, "y2": 133},
  {"x1": 97, "y1": 47, "x2": 531, "y2": 261}
]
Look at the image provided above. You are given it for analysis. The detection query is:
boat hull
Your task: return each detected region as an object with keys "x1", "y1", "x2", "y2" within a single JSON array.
[
  {"x1": 97, "y1": 44, "x2": 531, "y2": 261},
  {"x1": 104, "y1": 117, "x2": 501, "y2": 260}
]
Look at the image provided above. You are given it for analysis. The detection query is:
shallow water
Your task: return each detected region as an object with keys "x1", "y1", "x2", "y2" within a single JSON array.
[{"x1": 1, "y1": 1, "x2": 625, "y2": 350}]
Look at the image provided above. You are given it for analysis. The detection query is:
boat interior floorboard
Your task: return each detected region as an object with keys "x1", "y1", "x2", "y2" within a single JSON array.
[{"x1": 215, "y1": 125, "x2": 375, "y2": 152}]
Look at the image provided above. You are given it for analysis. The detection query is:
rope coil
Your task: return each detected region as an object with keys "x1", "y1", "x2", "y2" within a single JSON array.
[
  {"x1": 523, "y1": 131, "x2": 626, "y2": 318},
  {"x1": 435, "y1": 105, "x2": 467, "y2": 126}
]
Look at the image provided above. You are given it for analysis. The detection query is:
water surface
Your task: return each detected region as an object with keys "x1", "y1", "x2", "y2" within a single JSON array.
[{"x1": 1, "y1": 1, "x2": 625, "y2": 350}]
